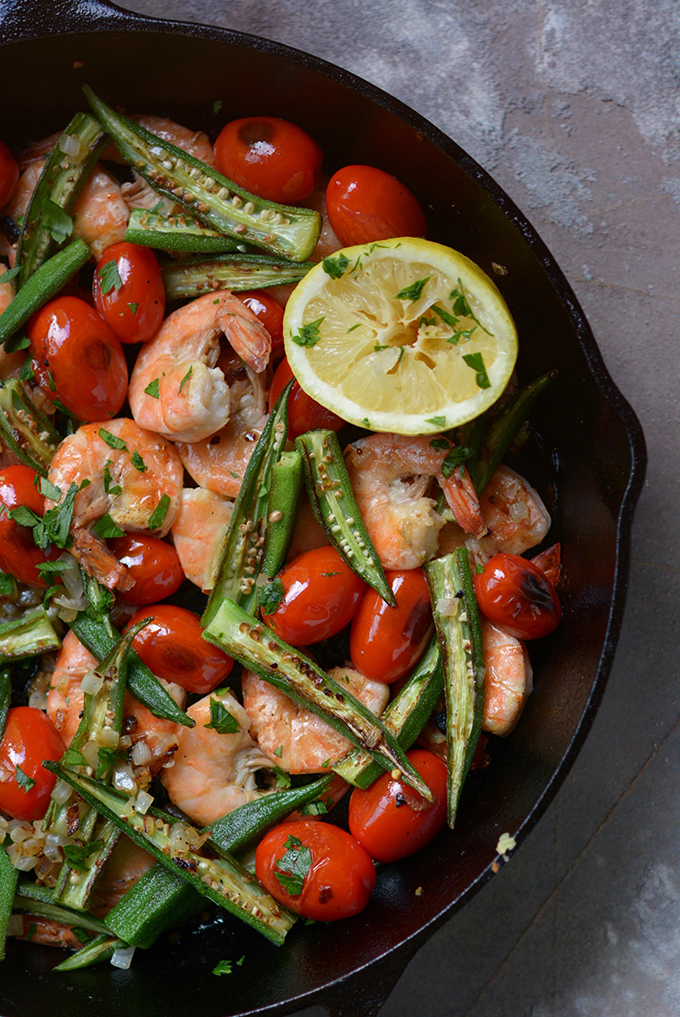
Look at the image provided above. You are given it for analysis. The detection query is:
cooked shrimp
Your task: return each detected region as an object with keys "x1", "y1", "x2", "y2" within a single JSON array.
[
  {"x1": 46, "y1": 418, "x2": 183, "y2": 589},
  {"x1": 71, "y1": 165, "x2": 129, "y2": 259},
  {"x1": 176, "y1": 347, "x2": 269, "y2": 497},
  {"x1": 128, "y1": 290, "x2": 271, "y2": 444},
  {"x1": 0, "y1": 266, "x2": 24, "y2": 401},
  {"x1": 344, "y1": 433, "x2": 486, "y2": 570},
  {"x1": 171, "y1": 487, "x2": 233, "y2": 592},
  {"x1": 89, "y1": 836, "x2": 156, "y2": 917},
  {"x1": 11, "y1": 914, "x2": 84, "y2": 949},
  {"x1": 6, "y1": 161, "x2": 43, "y2": 227},
  {"x1": 481, "y1": 619, "x2": 533, "y2": 736},
  {"x1": 161, "y1": 688, "x2": 273, "y2": 826},
  {"x1": 243, "y1": 666, "x2": 390, "y2": 773}
]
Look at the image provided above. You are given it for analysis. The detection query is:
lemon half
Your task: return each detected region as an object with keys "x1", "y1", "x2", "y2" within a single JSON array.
[{"x1": 284, "y1": 237, "x2": 518, "y2": 434}]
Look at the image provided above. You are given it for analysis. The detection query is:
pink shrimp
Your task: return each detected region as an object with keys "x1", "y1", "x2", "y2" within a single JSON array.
[
  {"x1": 171, "y1": 488, "x2": 234, "y2": 592},
  {"x1": 71, "y1": 165, "x2": 129, "y2": 259},
  {"x1": 128, "y1": 290, "x2": 271, "y2": 444},
  {"x1": 480, "y1": 619, "x2": 533, "y2": 736}
]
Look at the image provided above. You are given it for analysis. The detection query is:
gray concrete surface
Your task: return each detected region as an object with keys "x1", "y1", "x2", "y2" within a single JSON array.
[{"x1": 110, "y1": 1, "x2": 680, "y2": 1013}]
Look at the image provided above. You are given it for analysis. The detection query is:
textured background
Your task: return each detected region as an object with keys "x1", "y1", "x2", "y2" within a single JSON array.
[
  {"x1": 67, "y1": 0, "x2": 680, "y2": 1013},
  {"x1": 121, "y1": 1, "x2": 679, "y2": 1014}
]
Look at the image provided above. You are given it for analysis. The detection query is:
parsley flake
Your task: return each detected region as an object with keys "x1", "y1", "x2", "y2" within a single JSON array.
[
  {"x1": 103, "y1": 462, "x2": 122, "y2": 496},
  {"x1": 62, "y1": 746, "x2": 88, "y2": 769},
  {"x1": 1, "y1": 265, "x2": 21, "y2": 286},
  {"x1": 462, "y1": 352, "x2": 491, "y2": 390},
  {"x1": 291, "y1": 317, "x2": 324, "y2": 348},
  {"x1": 425, "y1": 416, "x2": 446, "y2": 428},
  {"x1": 0, "y1": 572, "x2": 15, "y2": 596},
  {"x1": 257, "y1": 577, "x2": 284, "y2": 615},
  {"x1": 322, "y1": 253, "x2": 349, "y2": 279},
  {"x1": 38, "y1": 477, "x2": 62, "y2": 502},
  {"x1": 15, "y1": 765, "x2": 35, "y2": 793},
  {"x1": 93, "y1": 513, "x2": 125, "y2": 539},
  {"x1": 148, "y1": 494, "x2": 171, "y2": 530},
  {"x1": 450, "y1": 279, "x2": 493, "y2": 335},
  {"x1": 96, "y1": 746, "x2": 119, "y2": 780},
  {"x1": 475, "y1": 563, "x2": 485, "y2": 574},
  {"x1": 213, "y1": 99, "x2": 223, "y2": 115},
  {"x1": 441, "y1": 444, "x2": 472, "y2": 479},
  {"x1": 178, "y1": 366, "x2": 193, "y2": 393},
  {"x1": 5, "y1": 329, "x2": 29, "y2": 352},
  {"x1": 63, "y1": 841, "x2": 103, "y2": 872},
  {"x1": 98, "y1": 259, "x2": 123, "y2": 295},
  {"x1": 128, "y1": 302, "x2": 139, "y2": 316},
  {"x1": 43, "y1": 199, "x2": 73, "y2": 244},
  {"x1": 429, "y1": 438, "x2": 450, "y2": 451},
  {"x1": 431, "y1": 304, "x2": 458, "y2": 329},
  {"x1": 273, "y1": 766, "x2": 291, "y2": 789},
  {"x1": 347, "y1": 323, "x2": 361, "y2": 333},
  {"x1": 273, "y1": 745, "x2": 283, "y2": 758},
  {"x1": 374, "y1": 344, "x2": 389, "y2": 352},
  {"x1": 395, "y1": 277, "x2": 429, "y2": 302},
  {"x1": 212, "y1": 959, "x2": 232, "y2": 976},
  {"x1": 36, "y1": 559, "x2": 71, "y2": 584},
  {"x1": 98, "y1": 428, "x2": 128, "y2": 452},
  {"x1": 299, "y1": 798, "x2": 329, "y2": 816},
  {"x1": 131, "y1": 450, "x2": 147, "y2": 473},
  {"x1": 274, "y1": 835, "x2": 312, "y2": 896},
  {"x1": 205, "y1": 698, "x2": 240, "y2": 735},
  {"x1": 144, "y1": 378, "x2": 160, "y2": 399}
]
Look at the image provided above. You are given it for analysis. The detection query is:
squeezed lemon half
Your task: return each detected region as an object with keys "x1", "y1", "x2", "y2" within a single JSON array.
[{"x1": 283, "y1": 237, "x2": 518, "y2": 434}]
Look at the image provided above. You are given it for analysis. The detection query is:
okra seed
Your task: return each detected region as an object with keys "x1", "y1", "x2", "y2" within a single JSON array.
[
  {"x1": 198, "y1": 203, "x2": 211, "y2": 213},
  {"x1": 189, "y1": 167, "x2": 201, "y2": 179},
  {"x1": 162, "y1": 159, "x2": 173, "y2": 170},
  {"x1": 391, "y1": 769, "x2": 401, "y2": 780},
  {"x1": 232, "y1": 195, "x2": 243, "y2": 208},
  {"x1": 217, "y1": 187, "x2": 230, "y2": 199},
  {"x1": 244, "y1": 201, "x2": 255, "y2": 215},
  {"x1": 269, "y1": 510, "x2": 283, "y2": 523}
]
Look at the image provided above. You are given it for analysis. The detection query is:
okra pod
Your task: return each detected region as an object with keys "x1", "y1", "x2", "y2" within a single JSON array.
[
  {"x1": 0, "y1": 669, "x2": 9, "y2": 743},
  {"x1": 0, "y1": 845, "x2": 18, "y2": 961},
  {"x1": 202, "y1": 597, "x2": 432, "y2": 800},
  {"x1": 333, "y1": 637, "x2": 443, "y2": 788},
  {"x1": 162, "y1": 252, "x2": 313, "y2": 300},
  {"x1": 13, "y1": 880, "x2": 110, "y2": 935},
  {"x1": 0, "y1": 606, "x2": 61, "y2": 663},
  {"x1": 0, "y1": 239, "x2": 91, "y2": 346},
  {"x1": 45, "y1": 763, "x2": 296, "y2": 946},
  {"x1": 202, "y1": 381, "x2": 291, "y2": 625},
  {"x1": 296, "y1": 429, "x2": 395, "y2": 605},
  {"x1": 0, "y1": 380, "x2": 61, "y2": 476},
  {"x1": 424, "y1": 547, "x2": 484, "y2": 828},
  {"x1": 53, "y1": 934, "x2": 123, "y2": 972},
  {"x1": 261, "y1": 449, "x2": 303, "y2": 578},
  {"x1": 16, "y1": 113, "x2": 107, "y2": 289},
  {"x1": 84, "y1": 86, "x2": 321, "y2": 262},
  {"x1": 125, "y1": 207, "x2": 243, "y2": 254}
]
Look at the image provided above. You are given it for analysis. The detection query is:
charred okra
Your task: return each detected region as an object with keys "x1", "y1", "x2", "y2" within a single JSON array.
[{"x1": 161, "y1": 251, "x2": 313, "y2": 300}]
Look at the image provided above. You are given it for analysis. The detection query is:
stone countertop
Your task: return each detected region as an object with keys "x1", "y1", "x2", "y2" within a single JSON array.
[{"x1": 103, "y1": 2, "x2": 680, "y2": 1013}]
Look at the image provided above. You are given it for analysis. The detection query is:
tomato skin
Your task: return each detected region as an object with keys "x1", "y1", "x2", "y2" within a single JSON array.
[
  {"x1": 0, "y1": 141, "x2": 19, "y2": 211},
  {"x1": 0, "y1": 708, "x2": 65, "y2": 821},
  {"x1": 474, "y1": 553, "x2": 562, "y2": 640},
  {"x1": 0, "y1": 465, "x2": 60, "y2": 587},
  {"x1": 268, "y1": 357, "x2": 344, "y2": 440},
  {"x1": 239, "y1": 291, "x2": 284, "y2": 355},
  {"x1": 92, "y1": 242, "x2": 165, "y2": 345},
  {"x1": 214, "y1": 117, "x2": 323, "y2": 203},
  {"x1": 350, "y1": 569, "x2": 433, "y2": 684},
  {"x1": 27, "y1": 296, "x2": 128, "y2": 420},
  {"x1": 255, "y1": 819, "x2": 376, "y2": 921},
  {"x1": 263, "y1": 546, "x2": 365, "y2": 646},
  {"x1": 109, "y1": 535, "x2": 184, "y2": 606},
  {"x1": 326, "y1": 165, "x2": 427, "y2": 248},
  {"x1": 124, "y1": 604, "x2": 233, "y2": 694},
  {"x1": 349, "y1": 749, "x2": 447, "y2": 863}
]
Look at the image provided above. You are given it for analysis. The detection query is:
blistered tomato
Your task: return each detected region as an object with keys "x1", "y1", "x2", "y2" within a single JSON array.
[
  {"x1": 474, "y1": 553, "x2": 561, "y2": 639},
  {"x1": 92, "y1": 242, "x2": 165, "y2": 344},
  {"x1": 255, "y1": 819, "x2": 376, "y2": 920},
  {"x1": 268, "y1": 357, "x2": 344, "y2": 440},
  {"x1": 109, "y1": 535, "x2": 184, "y2": 605},
  {"x1": 0, "y1": 708, "x2": 65, "y2": 821},
  {"x1": 0, "y1": 465, "x2": 61, "y2": 587},
  {"x1": 214, "y1": 117, "x2": 322, "y2": 203},
  {"x1": 326, "y1": 165, "x2": 427, "y2": 247},
  {"x1": 350, "y1": 569, "x2": 433, "y2": 683}
]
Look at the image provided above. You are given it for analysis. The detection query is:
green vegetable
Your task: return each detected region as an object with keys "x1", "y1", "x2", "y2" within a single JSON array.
[
  {"x1": 0, "y1": 606, "x2": 61, "y2": 664},
  {"x1": 125, "y1": 207, "x2": 243, "y2": 254},
  {"x1": 0, "y1": 380, "x2": 61, "y2": 475},
  {"x1": 161, "y1": 252, "x2": 312, "y2": 300},
  {"x1": 0, "y1": 669, "x2": 10, "y2": 743},
  {"x1": 53, "y1": 934, "x2": 123, "y2": 971},
  {"x1": 274, "y1": 835, "x2": 311, "y2": 896},
  {"x1": 260, "y1": 450, "x2": 303, "y2": 577},
  {"x1": 0, "y1": 846, "x2": 19, "y2": 961}
]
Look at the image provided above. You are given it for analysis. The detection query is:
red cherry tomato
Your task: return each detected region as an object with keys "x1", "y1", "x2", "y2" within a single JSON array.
[
  {"x1": 350, "y1": 569, "x2": 433, "y2": 684},
  {"x1": 474, "y1": 553, "x2": 562, "y2": 640},
  {"x1": 239, "y1": 291, "x2": 284, "y2": 355},
  {"x1": 109, "y1": 535, "x2": 184, "y2": 606},
  {"x1": 0, "y1": 708, "x2": 65, "y2": 821},
  {"x1": 348, "y1": 748, "x2": 447, "y2": 863},
  {"x1": 92, "y1": 242, "x2": 165, "y2": 345},
  {"x1": 326, "y1": 165, "x2": 427, "y2": 248},
  {"x1": 0, "y1": 465, "x2": 61, "y2": 587},
  {"x1": 0, "y1": 141, "x2": 19, "y2": 211},
  {"x1": 255, "y1": 819, "x2": 376, "y2": 921},
  {"x1": 263, "y1": 546, "x2": 365, "y2": 646},
  {"x1": 214, "y1": 117, "x2": 322, "y2": 203},
  {"x1": 268, "y1": 357, "x2": 344, "y2": 440},
  {"x1": 27, "y1": 296, "x2": 128, "y2": 421},
  {"x1": 124, "y1": 604, "x2": 233, "y2": 694}
]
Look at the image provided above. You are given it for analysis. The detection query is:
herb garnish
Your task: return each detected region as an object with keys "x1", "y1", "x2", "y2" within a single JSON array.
[{"x1": 274, "y1": 835, "x2": 312, "y2": 896}]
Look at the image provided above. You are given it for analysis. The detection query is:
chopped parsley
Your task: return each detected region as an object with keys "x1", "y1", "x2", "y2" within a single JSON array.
[
  {"x1": 395, "y1": 277, "x2": 429, "y2": 302},
  {"x1": 36, "y1": 559, "x2": 72, "y2": 584},
  {"x1": 178, "y1": 366, "x2": 193, "y2": 393},
  {"x1": 127, "y1": 302, "x2": 139, "y2": 316},
  {"x1": 450, "y1": 279, "x2": 492, "y2": 335},
  {"x1": 0, "y1": 572, "x2": 15, "y2": 596},
  {"x1": 424, "y1": 415, "x2": 446, "y2": 428},
  {"x1": 212, "y1": 959, "x2": 233, "y2": 976},
  {"x1": 93, "y1": 513, "x2": 125, "y2": 539},
  {"x1": 63, "y1": 841, "x2": 103, "y2": 871},
  {"x1": 9, "y1": 482, "x2": 79, "y2": 550},
  {"x1": 96, "y1": 746, "x2": 118, "y2": 780},
  {"x1": 272, "y1": 766, "x2": 291, "y2": 789},
  {"x1": 447, "y1": 325, "x2": 476, "y2": 346},
  {"x1": 5, "y1": 328, "x2": 29, "y2": 351},
  {"x1": 298, "y1": 797, "x2": 330, "y2": 816},
  {"x1": 15, "y1": 765, "x2": 35, "y2": 793},
  {"x1": 213, "y1": 99, "x2": 223, "y2": 115},
  {"x1": 374, "y1": 344, "x2": 389, "y2": 352},
  {"x1": 273, "y1": 745, "x2": 283, "y2": 758},
  {"x1": 42, "y1": 199, "x2": 73, "y2": 245},
  {"x1": 275, "y1": 835, "x2": 312, "y2": 896},
  {"x1": 462, "y1": 352, "x2": 491, "y2": 390},
  {"x1": 98, "y1": 428, "x2": 128, "y2": 452},
  {"x1": 429, "y1": 437, "x2": 450, "y2": 451},
  {"x1": 103, "y1": 462, "x2": 122, "y2": 496},
  {"x1": 61, "y1": 746, "x2": 88, "y2": 769},
  {"x1": 98, "y1": 259, "x2": 123, "y2": 295},
  {"x1": 322, "y1": 253, "x2": 349, "y2": 279},
  {"x1": 1, "y1": 264, "x2": 21, "y2": 286},
  {"x1": 441, "y1": 444, "x2": 472, "y2": 479},
  {"x1": 144, "y1": 378, "x2": 160, "y2": 399},
  {"x1": 431, "y1": 304, "x2": 458, "y2": 329},
  {"x1": 147, "y1": 494, "x2": 171, "y2": 530},
  {"x1": 131, "y1": 450, "x2": 147, "y2": 473},
  {"x1": 476, "y1": 563, "x2": 485, "y2": 574},
  {"x1": 291, "y1": 317, "x2": 324, "y2": 348},
  {"x1": 347, "y1": 323, "x2": 362, "y2": 333},
  {"x1": 257, "y1": 577, "x2": 285, "y2": 615},
  {"x1": 205, "y1": 698, "x2": 240, "y2": 735}
]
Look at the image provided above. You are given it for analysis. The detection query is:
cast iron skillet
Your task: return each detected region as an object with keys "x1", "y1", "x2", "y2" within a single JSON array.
[{"x1": 0, "y1": 1, "x2": 646, "y2": 1015}]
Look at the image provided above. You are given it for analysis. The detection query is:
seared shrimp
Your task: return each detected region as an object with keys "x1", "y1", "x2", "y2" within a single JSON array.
[
  {"x1": 47, "y1": 419, "x2": 183, "y2": 589},
  {"x1": 71, "y1": 166, "x2": 129, "y2": 259},
  {"x1": 90, "y1": 837, "x2": 156, "y2": 917},
  {"x1": 128, "y1": 291, "x2": 271, "y2": 444},
  {"x1": 176, "y1": 348, "x2": 269, "y2": 498},
  {"x1": 481, "y1": 619, "x2": 533, "y2": 736},
  {"x1": 161, "y1": 689, "x2": 273, "y2": 826},
  {"x1": 171, "y1": 488, "x2": 234, "y2": 592},
  {"x1": 345, "y1": 433, "x2": 486, "y2": 571},
  {"x1": 243, "y1": 667, "x2": 390, "y2": 773}
]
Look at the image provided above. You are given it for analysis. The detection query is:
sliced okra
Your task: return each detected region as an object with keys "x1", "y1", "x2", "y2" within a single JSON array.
[
  {"x1": 161, "y1": 251, "x2": 313, "y2": 300},
  {"x1": 53, "y1": 934, "x2": 124, "y2": 972},
  {"x1": 125, "y1": 207, "x2": 244, "y2": 254},
  {"x1": 202, "y1": 381, "x2": 292, "y2": 625},
  {"x1": 333, "y1": 637, "x2": 443, "y2": 788},
  {"x1": 424, "y1": 547, "x2": 485, "y2": 828},
  {"x1": 84, "y1": 86, "x2": 321, "y2": 262},
  {"x1": 16, "y1": 112, "x2": 107, "y2": 289},
  {"x1": 202, "y1": 596, "x2": 432, "y2": 800},
  {"x1": 295, "y1": 429, "x2": 395, "y2": 606},
  {"x1": 0, "y1": 669, "x2": 9, "y2": 744},
  {"x1": 0, "y1": 845, "x2": 18, "y2": 962},
  {"x1": 45, "y1": 763, "x2": 296, "y2": 946},
  {"x1": 0, "y1": 239, "x2": 91, "y2": 347},
  {"x1": 261, "y1": 449, "x2": 303, "y2": 578},
  {"x1": 0, "y1": 606, "x2": 61, "y2": 663}
]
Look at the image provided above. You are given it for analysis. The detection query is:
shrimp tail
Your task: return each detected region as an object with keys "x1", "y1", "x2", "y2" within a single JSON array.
[
  {"x1": 438, "y1": 465, "x2": 488, "y2": 538},
  {"x1": 218, "y1": 305, "x2": 271, "y2": 373},
  {"x1": 71, "y1": 527, "x2": 135, "y2": 592}
]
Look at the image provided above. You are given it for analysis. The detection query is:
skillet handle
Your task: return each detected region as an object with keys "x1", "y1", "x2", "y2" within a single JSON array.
[
  {"x1": 318, "y1": 940, "x2": 420, "y2": 1017},
  {"x1": 0, "y1": 0, "x2": 156, "y2": 39}
]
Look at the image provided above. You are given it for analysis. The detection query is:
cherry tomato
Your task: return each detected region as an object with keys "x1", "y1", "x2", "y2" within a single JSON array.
[
  {"x1": 92, "y1": 242, "x2": 165, "y2": 345},
  {"x1": 350, "y1": 569, "x2": 433, "y2": 684},
  {"x1": 255, "y1": 819, "x2": 376, "y2": 921},
  {"x1": 0, "y1": 465, "x2": 61, "y2": 587},
  {"x1": 268, "y1": 357, "x2": 344, "y2": 440},
  {"x1": 239, "y1": 290, "x2": 284, "y2": 355},
  {"x1": 326, "y1": 165, "x2": 427, "y2": 248},
  {"x1": 348, "y1": 748, "x2": 447, "y2": 863},
  {"x1": 0, "y1": 708, "x2": 65, "y2": 821},
  {"x1": 0, "y1": 140, "x2": 19, "y2": 211},
  {"x1": 474, "y1": 553, "x2": 562, "y2": 640},
  {"x1": 124, "y1": 604, "x2": 233, "y2": 694},
  {"x1": 27, "y1": 296, "x2": 128, "y2": 421},
  {"x1": 109, "y1": 535, "x2": 184, "y2": 606},
  {"x1": 262, "y1": 546, "x2": 365, "y2": 646},
  {"x1": 214, "y1": 117, "x2": 322, "y2": 203}
]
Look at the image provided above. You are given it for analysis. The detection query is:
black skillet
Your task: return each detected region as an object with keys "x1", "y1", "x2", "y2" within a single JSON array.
[{"x1": 0, "y1": 1, "x2": 646, "y2": 1015}]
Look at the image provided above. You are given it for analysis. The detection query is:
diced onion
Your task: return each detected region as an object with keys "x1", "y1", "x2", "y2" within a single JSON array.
[
  {"x1": 131, "y1": 741, "x2": 152, "y2": 767},
  {"x1": 80, "y1": 670, "x2": 104, "y2": 696},
  {"x1": 28, "y1": 688, "x2": 48, "y2": 710},
  {"x1": 435, "y1": 596, "x2": 459, "y2": 617},
  {"x1": 51, "y1": 779, "x2": 72, "y2": 805},
  {"x1": 9, "y1": 825, "x2": 31, "y2": 844},
  {"x1": 113, "y1": 765, "x2": 136, "y2": 793},
  {"x1": 111, "y1": 945, "x2": 136, "y2": 970},
  {"x1": 59, "y1": 133, "x2": 83, "y2": 157},
  {"x1": 97, "y1": 727, "x2": 120, "y2": 750},
  {"x1": 133, "y1": 790, "x2": 154, "y2": 815},
  {"x1": 82, "y1": 740, "x2": 99, "y2": 768},
  {"x1": 7, "y1": 843, "x2": 37, "y2": 870}
]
